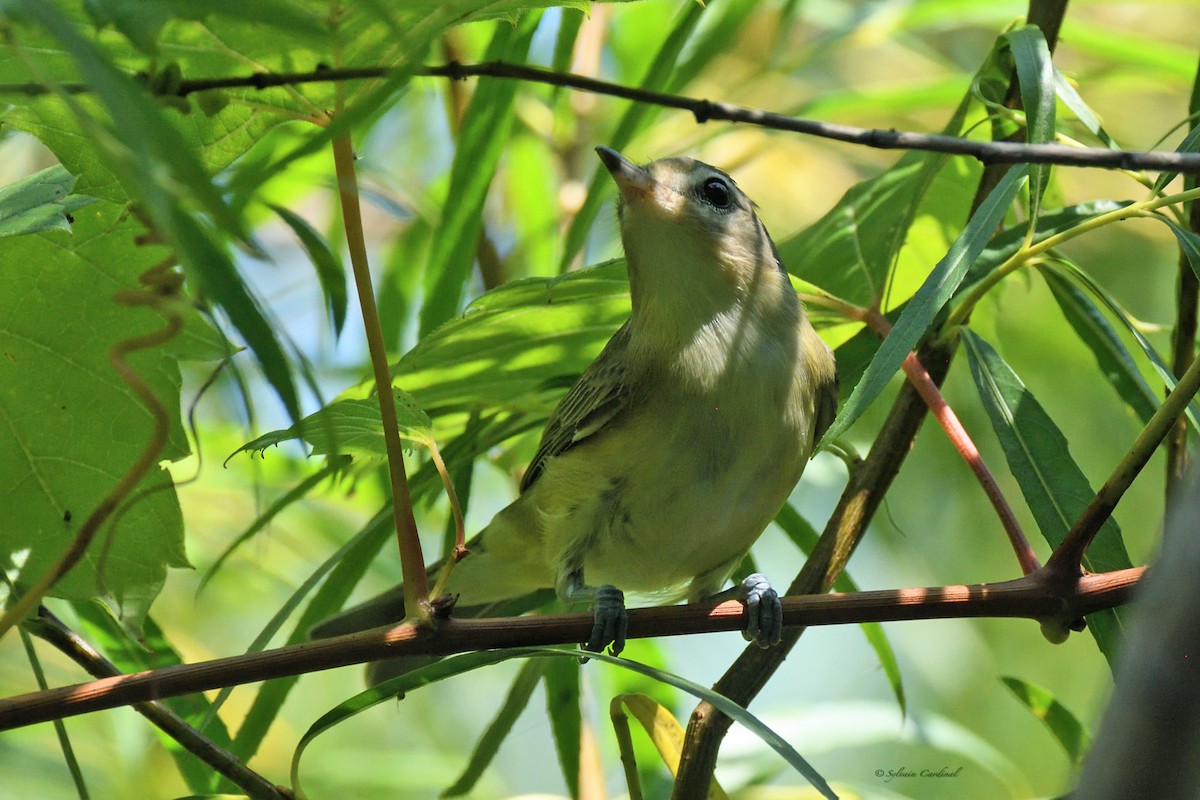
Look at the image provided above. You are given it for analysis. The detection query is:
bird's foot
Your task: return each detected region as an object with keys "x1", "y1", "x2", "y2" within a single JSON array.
[
  {"x1": 740, "y1": 573, "x2": 782, "y2": 648},
  {"x1": 585, "y1": 584, "x2": 628, "y2": 656}
]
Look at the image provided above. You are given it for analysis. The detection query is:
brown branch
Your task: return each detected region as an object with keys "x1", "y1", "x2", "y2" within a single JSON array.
[
  {"x1": 0, "y1": 567, "x2": 1141, "y2": 732},
  {"x1": 1046, "y1": 346, "x2": 1200, "y2": 578},
  {"x1": 26, "y1": 608, "x2": 287, "y2": 800},
  {"x1": 5, "y1": 61, "x2": 1200, "y2": 173},
  {"x1": 864, "y1": 309, "x2": 1038, "y2": 574}
]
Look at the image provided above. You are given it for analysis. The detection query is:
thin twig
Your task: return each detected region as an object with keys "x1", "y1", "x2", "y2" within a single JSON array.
[
  {"x1": 26, "y1": 608, "x2": 288, "y2": 800},
  {"x1": 5, "y1": 61, "x2": 1200, "y2": 173},
  {"x1": 865, "y1": 310, "x2": 1038, "y2": 574},
  {"x1": 0, "y1": 566, "x2": 1142, "y2": 731},
  {"x1": 0, "y1": 269, "x2": 182, "y2": 640}
]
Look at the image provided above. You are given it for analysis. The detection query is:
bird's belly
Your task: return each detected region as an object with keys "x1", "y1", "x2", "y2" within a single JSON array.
[{"x1": 543, "y1": 405, "x2": 807, "y2": 596}]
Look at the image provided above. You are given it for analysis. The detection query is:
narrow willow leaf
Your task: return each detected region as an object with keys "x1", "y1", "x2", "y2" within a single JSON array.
[
  {"x1": 962, "y1": 330, "x2": 1133, "y2": 664},
  {"x1": 1152, "y1": 124, "x2": 1200, "y2": 194},
  {"x1": 270, "y1": 203, "x2": 348, "y2": 337},
  {"x1": 0, "y1": 164, "x2": 94, "y2": 238},
  {"x1": 779, "y1": 77, "x2": 976, "y2": 311},
  {"x1": 231, "y1": 388, "x2": 430, "y2": 461},
  {"x1": 1053, "y1": 73, "x2": 1118, "y2": 150},
  {"x1": 1006, "y1": 26, "x2": 1056, "y2": 215},
  {"x1": 442, "y1": 660, "x2": 549, "y2": 797},
  {"x1": 776, "y1": 503, "x2": 906, "y2": 716},
  {"x1": 1047, "y1": 258, "x2": 1200, "y2": 431},
  {"x1": 1160, "y1": 216, "x2": 1200, "y2": 281},
  {"x1": 419, "y1": 14, "x2": 541, "y2": 335},
  {"x1": 543, "y1": 658, "x2": 583, "y2": 799},
  {"x1": 292, "y1": 649, "x2": 838, "y2": 800},
  {"x1": 1041, "y1": 269, "x2": 1158, "y2": 424},
  {"x1": 1001, "y1": 676, "x2": 1092, "y2": 768},
  {"x1": 819, "y1": 165, "x2": 1028, "y2": 447},
  {"x1": 961, "y1": 200, "x2": 1129, "y2": 292}
]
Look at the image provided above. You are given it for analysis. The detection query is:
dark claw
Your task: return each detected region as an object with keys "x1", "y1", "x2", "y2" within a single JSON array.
[
  {"x1": 741, "y1": 573, "x2": 782, "y2": 648},
  {"x1": 586, "y1": 584, "x2": 628, "y2": 656}
]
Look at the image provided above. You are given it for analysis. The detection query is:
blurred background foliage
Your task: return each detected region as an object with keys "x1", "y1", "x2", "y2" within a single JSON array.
[{"x1": 1, "y1": 0, "x2": 1197, "y2": 798}]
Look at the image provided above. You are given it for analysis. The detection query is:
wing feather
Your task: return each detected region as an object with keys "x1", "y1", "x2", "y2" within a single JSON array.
[{"x1": 521, "y1": 322, "x2": 634, "y2": 492}]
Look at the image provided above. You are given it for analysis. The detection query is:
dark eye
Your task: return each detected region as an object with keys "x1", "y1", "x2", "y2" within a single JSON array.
[{"x1": 700, "y1": 177, "x2": 732, "y2": 209}]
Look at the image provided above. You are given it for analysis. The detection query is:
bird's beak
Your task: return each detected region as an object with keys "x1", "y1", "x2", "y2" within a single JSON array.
[{"x1": 596, "y1": 146, "x2": 654, "y2": 201}]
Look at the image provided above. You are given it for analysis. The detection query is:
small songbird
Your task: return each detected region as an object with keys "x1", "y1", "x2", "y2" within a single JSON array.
[{"x1": 314, "y1": 146, "x2": 838, "y2": 659}]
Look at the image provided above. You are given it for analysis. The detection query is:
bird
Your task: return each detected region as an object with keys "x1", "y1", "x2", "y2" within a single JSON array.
[{"x1": 313, "y1": 146, "x2": 838, "y2": 663}]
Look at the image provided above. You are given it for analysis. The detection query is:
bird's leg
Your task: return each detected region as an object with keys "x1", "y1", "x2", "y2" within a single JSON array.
[
  {"x1": 558, "y1": 568, "x2": 628, "y2": 655},
  {"x1": 703, "y1": 573, "x2": 782, "y2": 648}
]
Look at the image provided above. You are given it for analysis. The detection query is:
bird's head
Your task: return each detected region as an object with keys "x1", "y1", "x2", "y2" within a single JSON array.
[{"x1": 595, "y1": 146, "x2": 798, "y2": 347}]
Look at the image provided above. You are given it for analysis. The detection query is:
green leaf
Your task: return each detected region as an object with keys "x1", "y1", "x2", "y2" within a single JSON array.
[
  {"x1": 418, "y1": 13, "x2": 542, "y2": 335},
  {"x1": 391, "y1": 261, "x2": 629, "y2": 435},
  {"x1": 819, "y1": 165, "x2": 1028, "y2": 447},
  {"x1": 291, "y1": 648, "x2": 838, "y2": 800},
  {"x1": 1005, "y1": 25, "x2": 1056, "y2": 215},
  {"x1": 962, "y1": 330, "x2": 1133, "y2": 664},
  {"x1": 442, "y1": 659, "x2": 548, "y2": 797},
  {"x1": 0, "y1": 164, "x2": 95, "y2": 238},
  {"x1": 1153, "y1": 124, "x2": 1200, "y2": 195},
  {"x1": 1041, "y1": 269, "x2": 1159, "y2": 424},
  {"x1": 269, "y1": 203, "x2": 348, "y2": 338},
  {"x1": 1046, "y1": 258, "x2": 1200, "y2": 431},
  {"x1": 71, "y1": 603, "x2": 234, "y2": 792},
  {"x1": 543, "y1": 657, "x2": 583, "y2": 798},
  {"x1": 0, "y1": 202, "x2": 190, "y2": 626},
  {"x1": 1001, "y1": 676, "x2": 1091, "y2": 768},
  {"x1": 231, "y1": 388, "x2": 430, "y2": 461},
  {"x1": 1160, "y1": 216, "x2": 1200, "y2": 282},
  {"x1": 775, "y1": 503, "x2": 905, "y2": 717}
]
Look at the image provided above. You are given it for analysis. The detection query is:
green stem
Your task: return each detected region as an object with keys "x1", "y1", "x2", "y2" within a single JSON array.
[
  {"x1": 946, "y1": 185, "x2": 1200, "y2": 330},
  {"x1": 331, "y1": 133, "x2": 430, "y2": 616}
]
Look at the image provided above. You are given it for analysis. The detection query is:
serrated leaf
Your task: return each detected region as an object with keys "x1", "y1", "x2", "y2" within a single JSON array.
[
  {"x1": 0, "y1": 164, "x2": 95, "y2": 238},
  {"x1": 962, "y1": 330, "x2": 1133, "y2": 664},
  {"x1": 1041, "y1": 269, "x2": 1158, "y2": 424},
  {"x1": 270, "y1": 203, "x2": 348, "y2": 337},
  {"x1": 1006, "y1": 26, "x2": 1056, "y2": 215},
  {"x1": 442, "y1": 660, "x2": 548, "y2": 797},
  {"x1": 232, "y1": 388, "x2": 430, "y2": 460},
  {"x1": 0, "y1": 202, "x2": 191, "y2": 626},
  {"x1": 819, "y1": 165, "x2": 1028, "y2": 447},
  {"x1": 1001, "y1": 676, "x2": 1092, "y2": 768}
]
